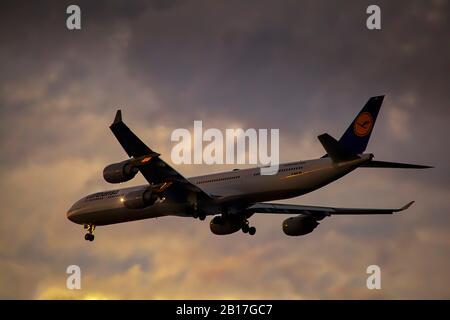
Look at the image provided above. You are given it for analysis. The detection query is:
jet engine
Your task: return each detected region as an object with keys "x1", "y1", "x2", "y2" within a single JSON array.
[
  {"x1": 209, "y1": 215, "x2": 244, "y2": 235},
  {"x1": 103, "y1": 160, "x2": 138, "y2": 183},
  {"x1": 282, "y1": 215, "x2": 319, "y2": 236},
  {"x1": 123, "y1": 188, "x2": 158, "y2": 209}
]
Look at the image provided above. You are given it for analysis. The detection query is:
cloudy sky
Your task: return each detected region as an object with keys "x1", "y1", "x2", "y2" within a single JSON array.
[{"x1": 1, "y1": 0, "x2": 449, "y2": 299}]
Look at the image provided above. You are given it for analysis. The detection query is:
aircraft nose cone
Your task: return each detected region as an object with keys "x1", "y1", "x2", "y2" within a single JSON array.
[
  {"x1": 67, "y1": 200, "x2": 81, "y2": 223},
  {"x1": 67, "y1": 208, "x2": 76, "y2": 222}
]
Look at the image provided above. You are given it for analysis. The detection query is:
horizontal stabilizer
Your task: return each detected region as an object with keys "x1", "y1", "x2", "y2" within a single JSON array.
[
  {"x1": 360, "y1": 160, "x2": 433, "y2": 169},
  {"x1": 318, "y1": 133, "x2": 360, "y2": 163}
]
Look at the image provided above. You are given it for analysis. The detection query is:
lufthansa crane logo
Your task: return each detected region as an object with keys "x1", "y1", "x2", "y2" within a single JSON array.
[{"x1": 353, "y1": 112, "x2": 373, "y2": 137}]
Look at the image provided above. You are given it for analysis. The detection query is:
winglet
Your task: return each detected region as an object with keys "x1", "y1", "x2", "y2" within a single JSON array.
[
  {"x1": 113, "y1": 110, "x2": 122, "y2": 124},
  {"x1": 394, "y1": 201, "x2": 415, "y2": 213}
]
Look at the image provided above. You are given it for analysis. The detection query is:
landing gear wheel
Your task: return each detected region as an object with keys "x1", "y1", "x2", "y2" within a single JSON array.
[
  {"x1": 248, "y1": 226, "x2": 256, "y2": 235},
  {"x1": 199, "y1": 214, "x2": 206, "y2": 221},
  {"x1": 84, "y1": 224, "x2": 95, "y2": 241},
  {"x1": 242, "y1": 224, "x2": 249, "y2": 233},
  {"x1": 84, "y1": 233, "x2": 94, "y2": 241}
]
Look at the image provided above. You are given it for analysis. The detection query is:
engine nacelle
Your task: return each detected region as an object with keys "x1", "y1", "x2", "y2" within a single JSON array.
[
  {"x1": 282, "y1": 215, "x2": 319, "y2": 236},
  {"x1": 123, "y1": 189, "x2": 158, "y2": 209},
  {"x1": 103, "y1": 160, "x2": 138, "y2": 184},
  {"x1": 210, "y1": 215, "x2": 244, "y2": 235}
]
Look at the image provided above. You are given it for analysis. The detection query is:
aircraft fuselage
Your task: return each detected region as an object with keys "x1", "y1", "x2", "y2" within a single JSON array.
[{"x1": 67, "y1": 154, "x2": 372, "y2": 226}]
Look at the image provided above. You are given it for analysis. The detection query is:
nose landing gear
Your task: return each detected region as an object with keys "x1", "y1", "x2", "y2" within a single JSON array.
[
  {"x1": 242, "y1": 220, "x2": 256, "y2": 235},
  {"x1": 84, "y1": 224, "x2": 95, "y2": 241}
]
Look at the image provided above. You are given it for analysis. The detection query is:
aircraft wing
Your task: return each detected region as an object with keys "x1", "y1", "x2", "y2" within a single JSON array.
[
  {"x1": 247, "y1": 201, "x2": 414, "y2": 218},
  {"x1": 109, "y1": 110, "x2": 212, "y2": 198}
]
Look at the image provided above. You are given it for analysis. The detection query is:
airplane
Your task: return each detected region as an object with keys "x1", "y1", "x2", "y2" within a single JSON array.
[{"x1": 67, "y1": 96, "x2": 432, "y2": 241}]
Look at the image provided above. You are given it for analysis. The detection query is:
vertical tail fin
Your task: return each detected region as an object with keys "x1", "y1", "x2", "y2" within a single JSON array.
[{"x1": 338, "y1": 95, "x2": 384, "y2": 154}]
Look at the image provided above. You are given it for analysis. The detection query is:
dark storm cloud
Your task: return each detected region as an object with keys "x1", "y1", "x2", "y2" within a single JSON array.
[
  {"x1": 122, "y1": 0, "x2": 450, "y2": 117},
  {"x1": 2, "y1": 0, "x2": 448, "y2": 184},
  {"x1": 0, "y1": 0, "x2": 449, "y2": 299}
]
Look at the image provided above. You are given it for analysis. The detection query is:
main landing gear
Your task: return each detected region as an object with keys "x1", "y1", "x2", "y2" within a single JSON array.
[
  {"x1": 84, "y1": 224, "x2": 95, "y2": 241},
  {"x1": 193, "y1": 212, "x2": 206, "y2": 220},
  {"x1": 242, "y1": 220, "x2": 256, "y2": 235}
]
